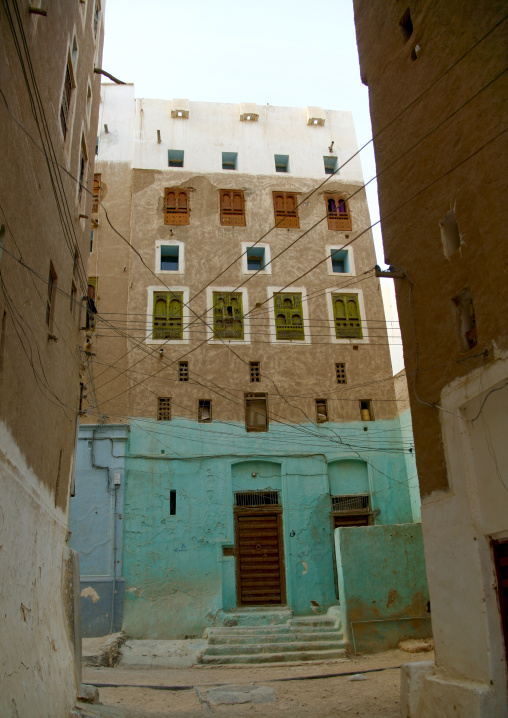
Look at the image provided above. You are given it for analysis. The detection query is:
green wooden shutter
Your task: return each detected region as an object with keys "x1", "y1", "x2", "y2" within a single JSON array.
[
  {"x1": 274, "y1": 293, "x2": 305, "y2": 340},
  {"x1": 152, "y1": 291, "x2": 183, "y2": 339},
  {"x1": 333, "y1": 294, "x2": 362, "y2": 338},
  {"x1": 213, "y1": 291, "x2": 244, "y2": 339}
]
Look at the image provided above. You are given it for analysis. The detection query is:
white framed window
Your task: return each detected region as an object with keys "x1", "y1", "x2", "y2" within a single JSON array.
[
  {"x1": 326, "y1": 245, "x2": 355, "y2": 276},
  {"x1": 266, "y1": 286, "x2": 311, "y2": 344},
  {"x1": 241, "y1": 243, "x2": 271, "y2": 275},
  {"x1": 325, "y1": 287, "x2": 369, "y2": 344},
  {"x1": 155, "y1": 240, "x2": 184, "y2": 274},
  {"x1": 206, "y1": 287, "x2": 251, "y2": 344},
  {"x1": 146, "y1": 286, "x2": 190, "y2": 345}
]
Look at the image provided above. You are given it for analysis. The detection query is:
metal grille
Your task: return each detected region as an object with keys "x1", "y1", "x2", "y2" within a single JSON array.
[
  {"x1": 331, "y1": 494, "x2": 370, "y2": 513},
  {"x1": 157, "y1": 397, "x2": 171, "y2": 421},
  {"x1": 336, "y1": 363, "x2": 347, "y2": 384},
  {"x1": 235, "y1": 491, "x2": 280, "y2": 508},
  {"x1": 250, "y1": 361, "x2": 261, "y2": 382}
]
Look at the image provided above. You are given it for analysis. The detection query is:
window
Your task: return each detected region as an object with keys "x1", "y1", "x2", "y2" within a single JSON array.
[
  {"x1": 220, "y1": 190, "x2": 245, "y2": 227},
  {"x1": 360, "y1": 400, "x2": 374, "y2": 421},
  {"x1": 274, "y1": 154, "x2": 289, "y2": 173},
  {"x1": 90, "y1": 229, "x2": 94, "y2": 253},
  {"x1": 440, "y1": 210, "x2": 461, "y2": 256},
  {"x1": 93, "y1": 0, "x2": 100, "y2": 38},
  {"x1": 160, "y1": 245, "x2": 179, "y2": 272},
  {"x1": 316, "y1": 399, "x2": 328, "y2": 423},
  {"x1": 453, "y1": 288, "x2": 477, "y2": 351},
  {"x1": 222, "y1": 152, "x2": 238, "y2": 170},
  {"x1": 157, "y1": 397, "x2": 171, "y2": 421},
  {"x1": 213, "y1": 291, "x2": 244, "y2": 340},
  {"x1": 247, "y1": 247, "x2": 265, "y2": 271},
  {"x1": 70, "y1": 282, "x2": 77, "y2": 317},
  {"x1": 168, "y1": 150, "x2": 184, "y2": 168},
  {"x1": 78, "y1": 137, "x2": 87, "y2": 203},
  {"x1": 245, "y1": 393, "x2": 268, "y2": 432},
  {"x1": 198, "y1": 400, "x2": 212, "y2": 423},
  {"x1": 323, "y1": 156, "x2": 338, "y2": 175},
  {"x1": 86, "y1": 84, "x2": 92, "y2": 122},
  {"x1": 326, "y1": 194, "x2": 351, "y2": 231},
  {"x1": 331, "y1": 494, "x2": 370, "y2": 527},
  {"x1": 332, "y1": 294, "x2": 362, "y2": 339},
  {"x1": 152, "y1": 291, "x2": 183, "y2": 340},
  {"x1": 335, "y1": 363, "x2": 346, "y2": 384},
  {"x1": 60, "y1": 60, "x2": 73, "y2": 139},
  {"x1": 92, "y1": 174, "x2": 101, "y2": 213},
  {"x1": 274, "y1": 292, "x2": 304, "y2": 341},
  {"x1": 399, "y1": 7, "x2": 413, "y2": 43},
  {"x1": 164, "y1": 188, "x2": 189, "y2": 225},
  {"x1": 330, "y1": 248, "x2": 350, "y2": 273},
  {"x1": 169, "y1": 490, "x2": 176, "y2": 515},
  {"x1": 273, "y1": 192, "x2": 299, "y2": 229},
  {"x1": 178, "y1": 361, "x2": 188, "y2": 381},
  {"x1": 46, "y1": 263, "x2": 57, "y2": 327},
  {"x1": 86, "y1": 277, "x2": 98, "y2": 330},
  {"x1": 250, "y1": 361, "x2": 261, "y2": 382}
]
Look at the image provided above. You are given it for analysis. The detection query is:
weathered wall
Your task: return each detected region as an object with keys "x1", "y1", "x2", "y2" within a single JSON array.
[
  {"x1": 0, "y1": 1, "x2": 104, "y2": 714},
  {"x1": 335, "y1": 523, "x2": 430, "y2": 653},
  {"x1": 69, "y1": 425, "x2": 128, "y2": 636},
  {"x1": 120, "y1": 416, "x2": 415, "y2": 639}
]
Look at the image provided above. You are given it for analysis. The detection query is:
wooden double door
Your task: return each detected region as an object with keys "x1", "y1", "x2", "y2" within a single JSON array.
[{"x1": 235, "y1": 509, "x2": 286, "y2": 606}]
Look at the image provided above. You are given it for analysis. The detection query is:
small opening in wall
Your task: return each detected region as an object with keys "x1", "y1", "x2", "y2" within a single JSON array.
[
  {"x1": 198, "y1": 399, "x2": 212, "y2": 423},
  {"x1": 360, "y1": 399, "x2": 374, "y2": 421},
  {"x1": 316, "y1": 399, "x2": 328, "y2": 423},
  {"x1": 453, "y1": 288, "x2": 477, "y2": 352},
  {"x1": 250, "y1": 361, "x2": 261, "y2": 382},
  {"x1": 440, "y1": 210, "x2": 461, "y2": 257},
  {"x1": 335, "y1": 363, "x2": 346, "y2": 384},
  {"x1": 178, "y1": 361, "x2": 189, "y2": 382},
  {"x1": 170, "y1": 490, "x2": 176, "y2": 515},
  {"x1": 399, "y1": 7, "x2": 413, "y2": 43}
]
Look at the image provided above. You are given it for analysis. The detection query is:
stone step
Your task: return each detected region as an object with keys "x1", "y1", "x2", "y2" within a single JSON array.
[
  {"x1": 207, "y1": 624, "x2": 337, "y2": 636},
  {"x1": 207, "y1": 630, "x2": 343, "y2": 646},
  {"x1": 200, "y1": 648, "x2": 347, "y2": 665},
  {"x1": 204, "y1": 639, "x2": 345, "y2": 657},
  {"x1": 289, "y1": 617, "x2": 337, "y2": 628}
]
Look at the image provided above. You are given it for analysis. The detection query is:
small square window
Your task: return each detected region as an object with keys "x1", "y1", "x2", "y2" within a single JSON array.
[
  {"x1": 316, "y1": 399, "x2": 328, "y2": 423},
  {"x1": 178, "y1": 361, "x2": 188, "y2": 382},
  {"x1": 168, "y1": 150, "x2": 184, "y2": 168},
  {"x1": 157, "y1": 397, "x2": 171, "y2": 421},
  {"x1": 198, "y1": 400, "x2": 212, "y2": 423},
  {"x1": 360, "y1": 400, "x2": 374, "y2": 421},
  {"x1": 274, "y1": 154, "x2": 289, "y2": 173},
  {"x1": 245, "y1": 393, "x2": 268, "y2": 432},
  {"x1": 331, "y1": 249, "x2": 350, "y2": 273},
  {"x1": 222, "y1": 152, "x2": 238, "y2": 171},
  {"x1": 324, "y1": 156, "x2": 337, "y2": 175},
  {"x1": 246, "y1": 247, "x2": 265, "y2": 271},
  {"x1": 335, "y1": 363, "x2": 347, "y2": 384},
  {"x1": 160, "y1": 245, "x2": 179, "y2": 272},
  {"x1": 250, "y1": 361, "x2": 261, "y2": 382}
]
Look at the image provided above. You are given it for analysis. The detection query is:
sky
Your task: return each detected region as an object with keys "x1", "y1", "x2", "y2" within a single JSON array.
[{"x1": 100, "y1": 0, "x2": 403, "y2": 371}]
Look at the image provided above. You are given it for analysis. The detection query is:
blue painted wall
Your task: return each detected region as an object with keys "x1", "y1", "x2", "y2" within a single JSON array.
[
  {"x1": 119, "y1": 415, "x2": 418, "y2": 639},
  {"x1": 335, "y1": 523, "x2": 431, "y2": 653},
  {"x1": 69, "y1": 425, "x2": 128, "y2": 637}
]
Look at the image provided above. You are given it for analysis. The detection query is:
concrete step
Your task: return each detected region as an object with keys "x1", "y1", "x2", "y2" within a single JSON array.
[
  {"x1": 200, "y1": 648, "x2": 347, "y2": 665},
  {"x1": 204, "y1": 639, "x2": 345, "y2": 656},
  {"x1": 289, "y1": 617, "x2": 337, "y2": 628},
  {"x1": 207, "y1": 630, "x2": 343, "y2": 646},
  {"x1": 207, "y1": 624, "x2": 337, "y2": 636}
]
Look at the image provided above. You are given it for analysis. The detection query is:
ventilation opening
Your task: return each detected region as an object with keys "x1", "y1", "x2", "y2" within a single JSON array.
[
  {"x1": 335, "y1": 363, "x2": 346, "y2": 384},
  {"x1": 250, "y1": 361, "x2": 261, "y2": 382},
  {"x1": 178, "y1": 361, "x2": 188, "y2": 382},
  {"x1": 399, "y1": 7, "x2": 413, "y2": 43},
  {"x1": 157, "y1": 397, "x2": 171, "y2": 421},
  {"x1": 235, "y1": 491, "x2": 280, "y2": 507},
  {"x1": 332, "y1": 494, "x2": 370, "y2": 513}
]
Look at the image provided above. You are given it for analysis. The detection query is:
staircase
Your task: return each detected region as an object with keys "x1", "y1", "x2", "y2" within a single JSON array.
[{"x1": 200, "y1": 612, "x2": 347, "y2": 665}]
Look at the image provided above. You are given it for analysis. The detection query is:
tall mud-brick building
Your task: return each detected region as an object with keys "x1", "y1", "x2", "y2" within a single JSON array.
[
  {"x1": 353, "y1": 1, "x2": 508, "y2": 715},
  {"x1": 70, "y1": 85, "x2": 428, "y2": 653}
]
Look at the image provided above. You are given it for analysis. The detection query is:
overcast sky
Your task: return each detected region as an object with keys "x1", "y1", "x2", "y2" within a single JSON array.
[{"x1": 101, "y1": 0, "x2": 402, "y2": 370}]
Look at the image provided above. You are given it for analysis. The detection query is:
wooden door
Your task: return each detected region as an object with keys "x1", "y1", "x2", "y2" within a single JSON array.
[{"x1": 235, "y1": 511, "x2": 286, "y2": 606}]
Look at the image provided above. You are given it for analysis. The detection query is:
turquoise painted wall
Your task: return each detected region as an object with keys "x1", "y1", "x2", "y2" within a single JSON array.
[
  {"x1": 334, "y1": 523, "x2": 431, "y2": 653},
  {"x1": 120, "y1": 415, "x2": 418, "y2": 639}
]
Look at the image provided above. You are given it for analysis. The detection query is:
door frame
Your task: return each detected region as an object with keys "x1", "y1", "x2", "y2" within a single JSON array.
[{"x1": 234, "y1": 505, "x2": 287, "y2": 607}]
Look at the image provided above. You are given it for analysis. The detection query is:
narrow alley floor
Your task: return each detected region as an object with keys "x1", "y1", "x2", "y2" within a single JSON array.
[{"x1": 77, "y1": 648, "x2": 433, "y2": 718}]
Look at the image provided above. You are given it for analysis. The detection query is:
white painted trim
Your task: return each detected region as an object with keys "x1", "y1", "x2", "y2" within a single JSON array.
[
  {"x1": 266, "y1": 286, "x2": 311, "y2": 345},
  {"x1": 326, "y1": 244, "x2": 355, "y2": 277},
  {"x1": 241, "y1": 242, "x2": 272, "y2": 275},
  {"x1": 206, "y1": 286, "x2": 251, "y2": 345},
  {"x1": 155, "y1": 239, "x2": 185, "y2": 275},
  {"x1": 145, "y1": 285, "x2": 190, "y2": 345},
  {"x1": 324, "y1": 287, "x2": 369, "y2": 344}
]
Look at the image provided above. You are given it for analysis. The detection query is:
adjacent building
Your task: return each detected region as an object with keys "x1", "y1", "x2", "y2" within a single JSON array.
[
  {"x1": 70, "y1": 86, "x2": 428, "y2": 651},
  {"x1": 353, "y1": 1, "x2": 508, "y2": 715},
  {"x1": 0, "y1": 1, "x2": 104, "y2": 715}
]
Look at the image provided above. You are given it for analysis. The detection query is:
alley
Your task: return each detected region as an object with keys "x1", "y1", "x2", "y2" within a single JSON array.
[{"x1": 77, "y1": 649, "x2": 431, "y2": 717}]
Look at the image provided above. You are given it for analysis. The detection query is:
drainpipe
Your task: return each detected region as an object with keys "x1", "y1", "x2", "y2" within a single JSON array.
[{"x1": 110, "y1": 482, "x2": 118, "y2": 635}]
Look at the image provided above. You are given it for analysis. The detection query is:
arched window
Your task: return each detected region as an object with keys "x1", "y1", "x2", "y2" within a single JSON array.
[
  {"x1": 326, "y1": 194, "x2": 351, "y2": 231},
  {"x1": 220, "y1": 190, "x2": 245, "y2": 226},
  {"x1": 273, "y1": 192, "x2": 299, "y2": 228},
  {"x1": 273, "y1": 293, "x2": 305, "y2": 340},
  {"x1": 164, "y1": 188, "x2": 190, "y2": 226}
]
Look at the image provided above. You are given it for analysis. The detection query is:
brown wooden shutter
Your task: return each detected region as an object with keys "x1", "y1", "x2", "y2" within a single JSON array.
[
  {"x1": 164, "y1": 188, "x2": 189, "y2": 225},
  {"x1": 272, "y1": 192, "x2": 299, "y2": 228},
  {"x1": 220, "y1": 190, "x2": 245, "y2": 226},
  {"x1": 326, "y1": 193, "x2": 352, "y2": 231}
]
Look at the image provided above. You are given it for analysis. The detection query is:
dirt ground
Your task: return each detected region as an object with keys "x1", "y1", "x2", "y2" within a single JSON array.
[{"x1": 79, "y1": 648, "x2": 434, "y2": 717}]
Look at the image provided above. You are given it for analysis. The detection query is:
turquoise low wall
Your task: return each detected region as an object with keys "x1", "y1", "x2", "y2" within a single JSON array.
[{"x1": 335, "y1": 523, "x2": 431, "y2": 653}]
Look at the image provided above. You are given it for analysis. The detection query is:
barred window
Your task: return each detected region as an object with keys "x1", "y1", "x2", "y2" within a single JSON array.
[{"x1": 157, "y1": 397, "x2": 171, "y2": 421}]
